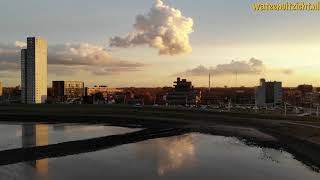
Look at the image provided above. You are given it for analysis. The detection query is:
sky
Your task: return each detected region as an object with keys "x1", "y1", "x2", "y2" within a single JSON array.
[{"x1": 1, "y1": 0, "x2": 320, "y2": 87}]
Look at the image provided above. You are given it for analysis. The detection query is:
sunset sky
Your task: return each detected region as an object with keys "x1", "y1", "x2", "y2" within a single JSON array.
[{"x1": 1, "y1": 0, "x2": 320, "y2": 87}]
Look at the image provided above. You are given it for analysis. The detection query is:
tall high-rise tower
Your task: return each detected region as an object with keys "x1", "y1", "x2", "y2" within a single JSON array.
[
  {"x1": 21, "y1": 37, "x2": 48, "y2": 104},
  {"x1": 0, "y1": 81, "x2": 2, "y2": 96}
]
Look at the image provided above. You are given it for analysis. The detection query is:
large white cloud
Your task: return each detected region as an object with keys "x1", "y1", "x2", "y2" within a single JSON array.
[{"x1": 110, "y1": 0, "x2": 194, "y2": 55}]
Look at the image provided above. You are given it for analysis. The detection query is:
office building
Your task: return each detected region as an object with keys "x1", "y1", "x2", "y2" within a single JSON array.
[
  {"x1": 21, "y1": 37, "x2": 48, "y2": 104},
  {"x1": 52, "y1": 81, "x2": 85, "y2": 100},
  {"x1": 255, "y1": 78, "x2": 282, "y2": 107},
  {"x1": 166, "y1": 78, "x2": 201, "y2": 106}
]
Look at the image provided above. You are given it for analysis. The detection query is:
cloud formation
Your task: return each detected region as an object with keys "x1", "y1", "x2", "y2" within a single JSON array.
[
  {"x1": 14, "y1": 41, "x2": 27, "y2": 48},
  {"x1": 49, "y1": 43, "x2": 144, "y2": 70},
  {"x1": 179, "y1": 58, "x2": 293, "y2": 76},
  {"x1": 49, "y1": 43, "x2": 112, "y2": 65},
  {"x1": 110, "y1": 0, "x2": 194, "y2": 55},
  {"x1": 0, "y1": 42, "x2": 145, "y2": 76},
  {"x1": 0, "y1": 44, "x2": 20, "y2": 73}
]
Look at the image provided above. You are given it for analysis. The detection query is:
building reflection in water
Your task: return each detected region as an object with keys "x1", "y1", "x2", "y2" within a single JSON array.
[
  {"x1": 22, "y1": 124, "x2": 49, "y2": 176},
  {"x1": 137, "y1": 134, "x2": 196, "y2": 176},
  {"x1": 19, "y1": 124, "x2": 195, "y2": 177}
]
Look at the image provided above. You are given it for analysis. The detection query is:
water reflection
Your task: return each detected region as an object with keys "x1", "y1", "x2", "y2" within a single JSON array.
[
  {"x1": 52, "y1": 124, "x2": 65, "y2": 131},
  {"x1": 0, "y1": 123, "x2": 139, "y2": 151},
  {"x1": 137, "y1": 134, "x2": 195, "y2": 175},
  {"x1": 0, "y1": 132, "x2": 319, "y2": 180},
  {"x1": 22, "y1": 124, "x2": 48, "y2": 177}
]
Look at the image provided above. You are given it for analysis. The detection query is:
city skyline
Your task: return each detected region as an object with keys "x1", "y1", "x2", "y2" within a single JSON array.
[
  {"x1": 1, "y1": 0, "x2": 320, "y2": 87},
  {"x1": 1, "y1": 1, "x2": 320, "y2": 179}
]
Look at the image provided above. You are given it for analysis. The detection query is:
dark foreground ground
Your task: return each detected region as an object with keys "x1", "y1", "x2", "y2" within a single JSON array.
[{"x1": 0, "y1": 104, "x2": 320, "y2": 170}]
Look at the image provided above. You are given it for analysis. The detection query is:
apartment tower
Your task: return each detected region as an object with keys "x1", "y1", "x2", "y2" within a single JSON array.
[
  {"x1": 21, "y1": 37, "x2": 48, "y2": 104},
  {"x1": 0, "y1": 81, "x2": 2, "y2": 96}
]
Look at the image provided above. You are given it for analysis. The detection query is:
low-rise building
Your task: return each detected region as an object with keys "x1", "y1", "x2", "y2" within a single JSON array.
[
  {"x1": 85, "y1": 85, "x2": 123, "y2": 98},
  {"x1": 255, "y1": 78, "x2": 283, "y2": 107},
  {"x1": 297, "y1": 84, "x2": 313, "y2": 95},
  {"x1": 52, "y1": 81, "x2": 85, "y2": 101},
  {"x1": 1, "y1": 86, "x2": 21, "y2": 104},
  {"x1": 201, "y1": 87, "x2": 255, "y2": 106}
]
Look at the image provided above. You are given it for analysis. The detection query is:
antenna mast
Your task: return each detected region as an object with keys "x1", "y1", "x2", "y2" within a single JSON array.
[
  {"x1": 209, "y1": 73, "x2": 211, "y2": 92},
  {"x1": 235, "y1": 71, "x2": 238, "y2": 87}
]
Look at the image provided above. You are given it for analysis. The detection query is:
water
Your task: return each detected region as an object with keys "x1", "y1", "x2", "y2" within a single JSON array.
[
  {"x1": 0, "y1": 122, "x2": 139, "y2": 151},
  {"x1": 0, "y1": 123, "x2": 319, "y2": 180}
]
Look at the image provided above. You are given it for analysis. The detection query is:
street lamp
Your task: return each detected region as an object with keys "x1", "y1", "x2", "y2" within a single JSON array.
[{"x1": 284, "y1": 102, "x2": 287, "y2": 117}]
